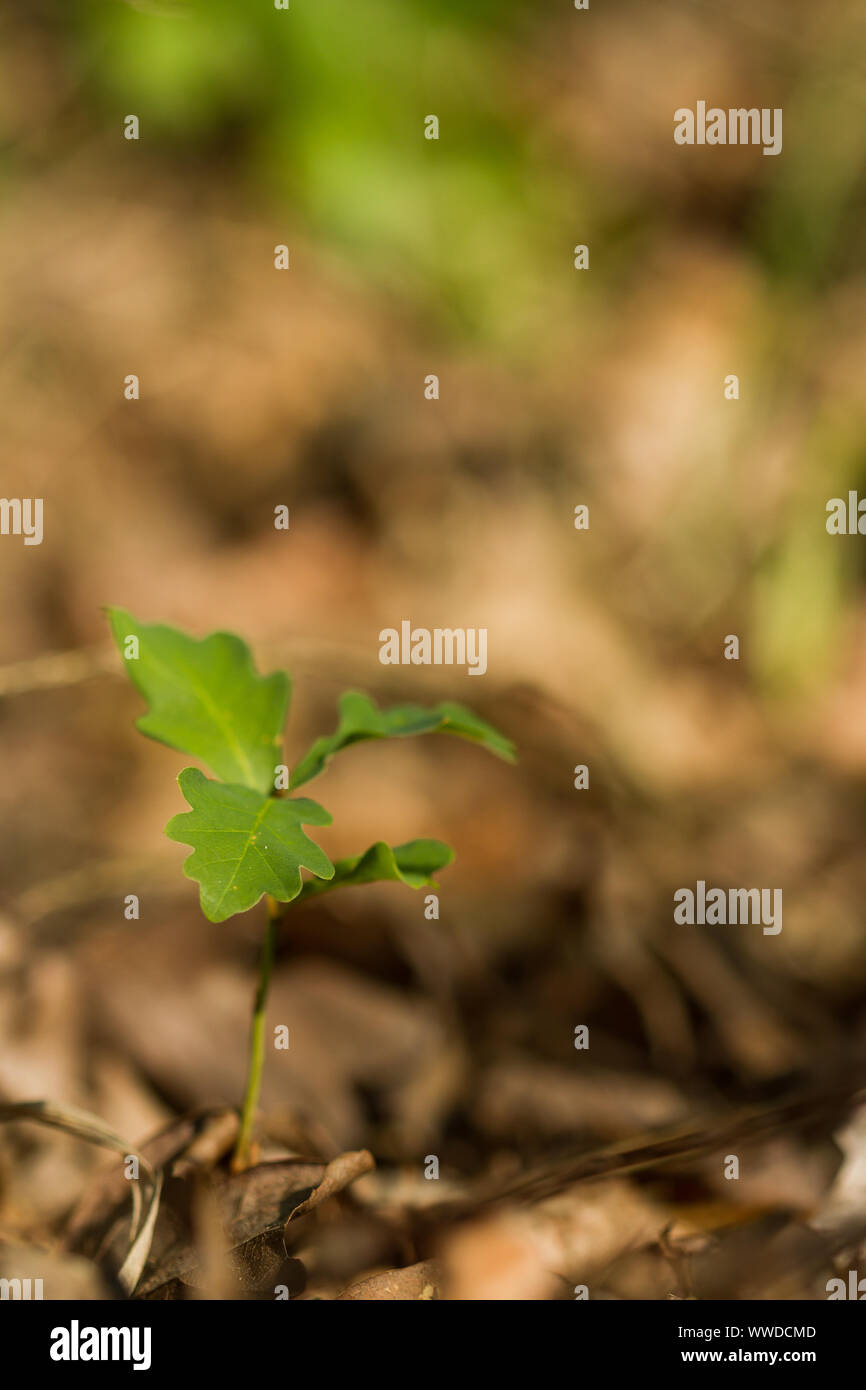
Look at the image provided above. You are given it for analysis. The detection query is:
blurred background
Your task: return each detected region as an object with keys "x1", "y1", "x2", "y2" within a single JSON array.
[{"x1": 1, "y1": 0, "x2": 866, "y2": 1298}]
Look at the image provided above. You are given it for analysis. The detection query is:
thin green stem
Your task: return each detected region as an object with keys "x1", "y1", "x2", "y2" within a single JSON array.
[{"x1": 232, "y1": 895, "x2": 281, "y2": 1171}]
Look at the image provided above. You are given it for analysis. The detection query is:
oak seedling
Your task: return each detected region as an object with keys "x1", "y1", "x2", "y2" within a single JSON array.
[{"x1": 108, "y1": 608, "x2": 515, "y2": 1169}]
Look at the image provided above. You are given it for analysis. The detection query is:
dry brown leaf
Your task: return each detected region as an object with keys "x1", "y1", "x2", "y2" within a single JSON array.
[
  {"x1": 440, "y1": 1214, "x2": 559, "y2": 1301},
  {"x1": 285, "y1": 1149, "x2": 375, "y2": 1226},
  {"x1": 337, "y1": 1259, "x2": 441, "y2": 1301}
]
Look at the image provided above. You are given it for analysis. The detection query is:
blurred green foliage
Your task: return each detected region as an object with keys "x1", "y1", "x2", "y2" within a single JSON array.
[{"x1": 68, "y1": 0, "x2": 577, "y2": 345}]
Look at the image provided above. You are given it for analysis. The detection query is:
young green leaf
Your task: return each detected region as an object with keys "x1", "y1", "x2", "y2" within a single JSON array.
[
  {"x1": 290, "y1": 691, "x2": 515, "y2": 788},
  {"x1": 166, "y1": 768, "x2": 334, "y2": 923},
  {"x1": 295, "y1": 837, "x2": 454, "y2": 903},
  {"x1": 108, "y1": 608, "x2": 289, "y2": 793}
]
